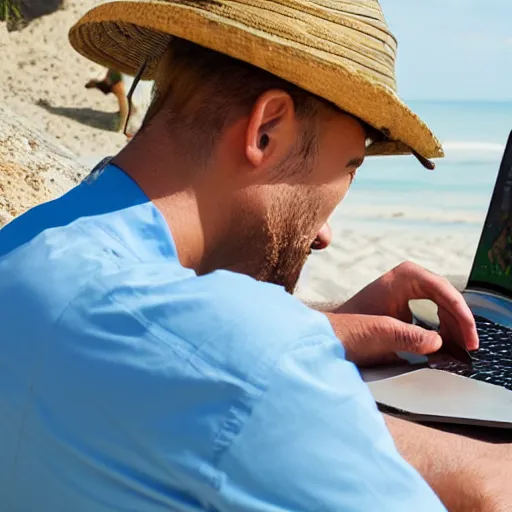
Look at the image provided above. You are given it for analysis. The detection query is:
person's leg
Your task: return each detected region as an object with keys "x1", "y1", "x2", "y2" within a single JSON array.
[{"x1": 111, "y1": 81, "x2": 129, "y2": 134}]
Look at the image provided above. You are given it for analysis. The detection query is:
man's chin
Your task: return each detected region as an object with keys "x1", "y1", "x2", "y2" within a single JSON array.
[{"x1": 265, "y1": 260, "x2": 309, "y2": 295}]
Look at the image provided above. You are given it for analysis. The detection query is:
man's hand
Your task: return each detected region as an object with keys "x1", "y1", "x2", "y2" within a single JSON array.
[
  {"x1": 324, "y1": 312, "x2": 443, "y2": 366},
  {"x1": 323, "y1": 261, "x2": 479, "y2": 364}
]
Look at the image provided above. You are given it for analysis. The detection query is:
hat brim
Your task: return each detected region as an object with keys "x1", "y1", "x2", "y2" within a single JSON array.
[{"x1": 69, "y1": 1, "x2": 444, "y2": 160}]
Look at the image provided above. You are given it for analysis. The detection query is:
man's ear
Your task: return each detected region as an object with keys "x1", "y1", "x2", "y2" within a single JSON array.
[{"x1": 245, "y1": 90, "x2": 298, "y2": 168}]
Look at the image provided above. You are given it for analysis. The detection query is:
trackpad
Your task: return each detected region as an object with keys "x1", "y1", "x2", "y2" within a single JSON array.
[{"x1": 368, "y1": 368, "x2": 512, "y2": 428}]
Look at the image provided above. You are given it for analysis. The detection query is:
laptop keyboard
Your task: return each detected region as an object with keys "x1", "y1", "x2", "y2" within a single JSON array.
[{"x1": 429, "y1": 315, "x2": 512, "y2": 391}]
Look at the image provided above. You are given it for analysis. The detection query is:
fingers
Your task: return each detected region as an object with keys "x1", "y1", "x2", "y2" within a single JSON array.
[
  {"x1": 381, "y1": 316, "x2": 442, "y2": 355},
  {"x1": 438, "y1": 308, "x2": 471, "y2": 351},
  {"x1": 419, "y1": 274, "x2": 478, "y2": 351},
  {"x1": 395, "y1": 262, "x2": 479, "y2": 351},
  {"x1": 336, "y1": 314, "x2": 442, "y2": 367}
]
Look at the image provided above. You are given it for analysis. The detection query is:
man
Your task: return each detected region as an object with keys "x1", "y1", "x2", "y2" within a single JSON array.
[{"x1": 0, "y1": 0, "x2": 509, "y2": 510}]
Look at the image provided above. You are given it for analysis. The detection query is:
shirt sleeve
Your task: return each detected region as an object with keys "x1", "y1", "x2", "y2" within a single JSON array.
[{"x1": 205, "y1": 336, "x2": 446, "y2": 512}]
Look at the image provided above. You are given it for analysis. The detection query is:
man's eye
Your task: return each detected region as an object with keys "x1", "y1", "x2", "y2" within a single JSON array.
[{"x1": 349, "y1": 170, "x2": 357, "y2": 183}]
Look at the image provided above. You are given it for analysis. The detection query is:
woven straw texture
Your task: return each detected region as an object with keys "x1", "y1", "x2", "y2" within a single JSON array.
[{"x1": 69, "y1": 0, "x2": 444, "y2": 160}]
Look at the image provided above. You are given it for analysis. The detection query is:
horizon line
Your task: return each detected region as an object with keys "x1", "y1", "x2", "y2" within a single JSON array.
[{"x1": 404, "y1": 98, "x2": 512, "y2": 103}]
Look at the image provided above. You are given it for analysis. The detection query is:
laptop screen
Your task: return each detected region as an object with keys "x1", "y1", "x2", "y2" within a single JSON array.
[{"x1": 469, "y1": 131, "x2": 512, "y2": 297}]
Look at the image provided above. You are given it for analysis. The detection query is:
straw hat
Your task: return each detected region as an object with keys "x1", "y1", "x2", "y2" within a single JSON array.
[{"x1": 69, "y1": 0, "x2": 444, "y2": 167}]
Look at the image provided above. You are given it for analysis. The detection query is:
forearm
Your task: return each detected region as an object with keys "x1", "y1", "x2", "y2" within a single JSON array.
[{"x1": 385, "y1": 415, "x2": 492, "y2": 511}]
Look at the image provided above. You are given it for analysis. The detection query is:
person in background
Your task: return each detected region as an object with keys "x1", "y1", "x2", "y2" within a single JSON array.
[{"x1": 85, "y1": 68, "x2": 132, "y2": 135}]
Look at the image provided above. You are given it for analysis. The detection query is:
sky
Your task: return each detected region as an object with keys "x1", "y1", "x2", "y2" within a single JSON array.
[{"x1": 379, "y1": 0, "x2": 512, "y2": 101}]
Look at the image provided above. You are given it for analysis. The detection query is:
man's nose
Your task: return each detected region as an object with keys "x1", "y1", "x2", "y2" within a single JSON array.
[{"x1": 311, "y1": 223, "x2": 332, "y2": 251}]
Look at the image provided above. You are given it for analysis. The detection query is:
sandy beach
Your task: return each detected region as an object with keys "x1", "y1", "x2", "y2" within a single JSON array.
[{"x1": 0, "y1": 1, "x2": 481, "y2": 302}]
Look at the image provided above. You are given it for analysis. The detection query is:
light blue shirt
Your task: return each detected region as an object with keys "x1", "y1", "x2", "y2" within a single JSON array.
[{"x1": 0, "y1": 164, "x2": 445, "y2": 511}]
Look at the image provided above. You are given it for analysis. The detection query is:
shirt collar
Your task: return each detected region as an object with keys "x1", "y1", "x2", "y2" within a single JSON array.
[{"x1": 80, "y1": 160, "x2": 180, "y2": 263}]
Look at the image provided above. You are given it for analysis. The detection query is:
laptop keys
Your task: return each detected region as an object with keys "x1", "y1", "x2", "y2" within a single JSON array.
[{"x1": 429, "y1": 315, "x2": 512, "y2": 391}]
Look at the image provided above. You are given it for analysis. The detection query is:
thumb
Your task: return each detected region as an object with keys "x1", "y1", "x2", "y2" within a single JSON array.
[
  {"x1": 380, "y1": 316, "x2": 443, "y2": 355},
  {"x1": 335, "y1": 314, "x2": 443, "y2": 367}
]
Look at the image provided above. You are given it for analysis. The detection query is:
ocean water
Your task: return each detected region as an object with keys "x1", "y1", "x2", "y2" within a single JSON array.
[{"x1": 335, "y1": 101, "x2": 512, "y2": 232}]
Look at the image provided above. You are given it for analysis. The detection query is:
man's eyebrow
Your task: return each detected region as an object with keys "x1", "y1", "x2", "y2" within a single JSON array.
[{"x1": 346, "y1": 156, "x2": 365, "y2": 168}]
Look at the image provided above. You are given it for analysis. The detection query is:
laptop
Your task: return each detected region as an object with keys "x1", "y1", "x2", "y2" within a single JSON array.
[{"x1": 363, "y1": 131, "x2": 512, "y2": 429}]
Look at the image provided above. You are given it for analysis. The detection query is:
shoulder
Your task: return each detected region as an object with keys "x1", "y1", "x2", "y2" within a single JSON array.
[
  {"x1": 80, "y1": 265, "x2": 339, "y2": 370},
  {"x1": 180, "y1": 269, "x2": 337, "y2": 346}
]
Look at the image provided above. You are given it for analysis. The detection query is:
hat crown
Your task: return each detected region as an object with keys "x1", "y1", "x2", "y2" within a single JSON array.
[{"x1": 151, "y1": 0, "x2": 398, "y2": 91}]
